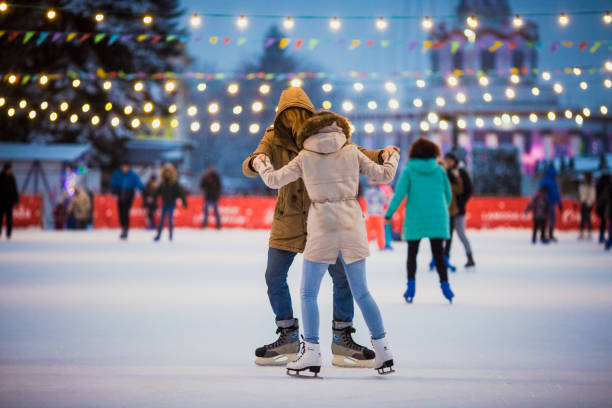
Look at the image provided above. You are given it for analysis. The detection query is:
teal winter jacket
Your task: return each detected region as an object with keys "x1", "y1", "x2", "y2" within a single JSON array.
[{"x1": 385, "y1": 158, "x2": 451, "y2": 240}]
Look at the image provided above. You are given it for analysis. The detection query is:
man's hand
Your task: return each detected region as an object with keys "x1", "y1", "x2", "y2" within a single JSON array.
[{"x1": 382, "y1": 145, "x2": 400, "y2": 161}]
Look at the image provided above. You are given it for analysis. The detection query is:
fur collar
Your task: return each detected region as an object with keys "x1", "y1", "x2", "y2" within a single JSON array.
[{"x1": 296, "y1": 111, "x2": 351, "y2": 150}]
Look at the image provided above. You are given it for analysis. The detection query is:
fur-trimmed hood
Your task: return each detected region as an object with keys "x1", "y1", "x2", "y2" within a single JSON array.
[
  {"x1": 296, "y1": 111, "x2": 352, "y2": 150},
  {"x1": 161, "y1": 163, "x2": 178, "y2": 184}
]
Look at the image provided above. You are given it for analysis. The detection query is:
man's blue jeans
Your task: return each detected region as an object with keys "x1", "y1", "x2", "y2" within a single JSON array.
[
  {"x1": 203, "y1": 200, "x2": 221, "y2": 228},
  {"x1": 265, "y1": 247, "x2": 354, "y2": 327},
  {"x1": 301, "y1": 253, "x2": 385, "y2": 343}
]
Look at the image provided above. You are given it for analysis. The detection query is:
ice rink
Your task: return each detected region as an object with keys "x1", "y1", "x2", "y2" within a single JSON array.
[{"x1": 0, "y1": 228, "x2": 611, "y2": 407}]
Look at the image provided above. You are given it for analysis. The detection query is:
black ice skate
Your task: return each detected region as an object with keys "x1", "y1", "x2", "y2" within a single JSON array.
[
  {"x1": 331, "y1": 325, "x2": 375, "y2": 368},
  {"x1": 254, "y1": 320, "x2": 299, "y2": 366}
]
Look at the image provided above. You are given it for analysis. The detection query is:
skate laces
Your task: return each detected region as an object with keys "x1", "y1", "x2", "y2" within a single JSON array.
[
  {"x1": 339, "y1": 327, "x2": 362, "y2": 351},
  {"x1": 293, "y1": 336, "x2": 307, "y2": 362},
  {"x1": 267, "y1": 326, "x2": 293, "y2": 349}
]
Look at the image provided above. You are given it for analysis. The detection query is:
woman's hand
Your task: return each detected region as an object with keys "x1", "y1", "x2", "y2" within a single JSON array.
[{"x1": 252, "y1": 154, "x2": 269, "y2": 173}]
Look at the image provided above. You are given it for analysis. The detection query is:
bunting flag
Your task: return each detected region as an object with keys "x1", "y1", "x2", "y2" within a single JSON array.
[{"x1": 0, "y1": 30, "x2": 608, "y2": 53}]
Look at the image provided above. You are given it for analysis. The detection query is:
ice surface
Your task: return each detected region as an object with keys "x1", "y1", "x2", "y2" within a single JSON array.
[{"x1": 0, "y1": 229, "x2": 611, "y2": 407}]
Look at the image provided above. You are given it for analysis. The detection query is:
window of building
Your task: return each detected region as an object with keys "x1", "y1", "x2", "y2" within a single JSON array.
[
  {"x1": 452, "y1": 51, "x2": 463, "y2": 70},
  {"x1": 481, "y1": 51, "x2": 495, "y2": 72},
  {"x1": 512, "y1": 50, "x2": 524, "y2": 69}
]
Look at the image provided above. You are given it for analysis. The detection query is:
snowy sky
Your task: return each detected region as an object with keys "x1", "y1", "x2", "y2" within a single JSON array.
[{"x1": 178, "y1": 0, "x2": 612, "y2": 106}]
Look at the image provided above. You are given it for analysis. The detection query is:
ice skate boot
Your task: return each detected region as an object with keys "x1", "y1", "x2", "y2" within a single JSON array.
[
  {"x1": 605, "y1": 239, "x2": 612, "y2": 251},
  {"x1": 464, "y1": 253, "x2": 475, "y2": 268},
  {"x1": 286, "y1": 339, "x2": 321, "y2": 378},
  {"x1": 331, "y1": 323, "x2": 375, "y2": 368},
  {"x1": 254, "y1": 320, "x2": 299, "y2": 366},
  {"x1": 371, "y1": 337, "x2": 394, "y2": 375},
  {"x1": 403, "y1": 280, "x2": 415, "y2": 303},
  {"x1": 445, "y1": 256, "x2": 457, "y2": 272},
  {"x1": 441, "y1": 281, "x2": 455, "y2": 303}
]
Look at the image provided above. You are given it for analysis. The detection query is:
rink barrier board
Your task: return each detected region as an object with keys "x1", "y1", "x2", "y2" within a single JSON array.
[{"x1": 11, "y1": 195, "x2": 595, "y2": 231}]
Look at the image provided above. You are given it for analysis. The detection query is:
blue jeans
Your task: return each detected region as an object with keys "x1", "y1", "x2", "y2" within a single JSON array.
[
  {"x1": 156, "y1": 202, "x2": 175, "y2": 239},
  {"x1": 265, "y1": 248, "x2": 353, "y2": 327},
  {"x1": 301, "y1": 253, "x2": 385, "y2": 343},
  {"x1": 203, "y1": 200, "x2": 220, "y2": 228}
]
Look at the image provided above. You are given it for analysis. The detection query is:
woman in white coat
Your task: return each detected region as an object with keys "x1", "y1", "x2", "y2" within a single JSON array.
[{"x1": 254, "y1": 111, "x2": 399, "y2": 376}]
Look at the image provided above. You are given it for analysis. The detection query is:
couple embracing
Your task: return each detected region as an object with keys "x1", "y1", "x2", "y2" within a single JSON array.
[{"x1": 242, "y1": 87, "x2": 399, "y2": 377}]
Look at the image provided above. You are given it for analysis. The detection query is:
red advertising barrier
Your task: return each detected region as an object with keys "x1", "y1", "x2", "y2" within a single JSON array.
[
  {"x1": 92, "y1": 195, "x2": 590, "y2": 231},
  {"x1": 5, "y1": 195, "x2": 42, "y2": 228}
]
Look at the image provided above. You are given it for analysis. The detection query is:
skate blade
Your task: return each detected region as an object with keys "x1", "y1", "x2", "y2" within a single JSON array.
[
  {"x1": 331, "y1": 355, "x2": 374, "y2": 368},
  {"x1": 255, "y1": 354, "x2": 298, "y2": 366},
  {"x1": 376, "y1": 360, "x2": 395, "y2": 375},
  {"x1": 286, "y1": 367, "x2": 322, "y2": 379}
]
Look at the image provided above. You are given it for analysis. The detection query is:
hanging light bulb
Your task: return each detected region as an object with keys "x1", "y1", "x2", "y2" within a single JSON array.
[
  {"x1": 170, "y1": 118, "x2": 179, "y2": 128},
  {"x1": 111, "y1": 116, "x2": 120, "y2": 127},
  {"x1": 103, "y1": 80, "x2": 112, "y2": 90},
  {"x1": 512, "y1": 14, "x2": 523, "y2": 28},
  {"x1": 249, "y1": 123, "x2": 260, "y2": 134},
  {"x1": 412, "y1": 98, "x2": 423, "y2": 108},
  {"x1": 558, "y1": 12, "x2": 569, "y2": 26},
  {"x1": 60, "y1": 102, "x2": 69, "y2": 111},
  {"x1": 164, "y1": 81, "x2": 176, "y2": 93},
  {"x1": 283, "y1": 16, "x2": 294, "y2": 30},
  {"x1": 483, "y1": 92, "x2": 492, "y2": 102},
  {"x1": 0, "y1": 98, "x2": 4, "y2": 107},
  {"x1": 131, "y1": 118, "x2": 141, "y2": 128},
  {"x1": 329, "y1": 17, "x2": 341, "y2": 31},
  {"x1": 605, "y1": 61, "x2": 612, "y2": 71},
  {"x1": 28, "y1": 110, "x2": 36, "y2": 119},
  {"x1": 197, "y1": 82, "x2": 207, "y2": 92},
  {"x1": 227, "y1": 83, "x2": 239, "y2": 94},
  {"x1": 95, "y1": 13, "x2": 104, "y2": 23},
  {"x1": 233, "y1": 105, "x2": 243, "y2": 115},
  {"x1": 604, "y1": 11, "x2": 612, "y2": 24},
  {"x1": 583, "y1": 107, "x2": 591, "y2": 117},
  {"x1": 401, "y1": 122, "x2": 411, "y2": 132},
  {"x1": 290, "y1": 78, "x2": 302, "y2": 87},
  {"x1": 151, "y1": 119, "x2": 161, "y2": 129},
  {"x1": 420, "y1": 121, "x2": 430, "y2": 132},
  {"x1": 143, "y1": 14, "x2": 153, "y2": 25},
  {"x1": 46, "y1": 9, "x2": 57, "y2": 20},
  {"x1": 368, "y1": 101, "x2": 378, "y2": 110},
  {"x1": 435, "y1": 97, "x2": 446, "y2": 107},
  {"x1": 466, "y1": 15, "x2": 478, "y2": 29},
  {"x1": 342, "y1": 101, "x2": 354, "y2": 112},
  {"x1": 575, "y1": 115, "x2": 583, "y2": 126},
  {"x1": 364, "y1": 123, "x2": 375, "y2": 134},
  {"x1": 208, "y1": 102, "x2": 220, "y2": 114},
  {"x1": 547, "y1": 111, "x2": 556, "y2": 121},
  {"x1": 422, "y1": 16, "x2": 433, "y2": 30},
  {"x1": 124, "y1": 105, "x2": 133, "y2": 115},
  {"x1": 72, "y1": 79, "x2": 80, "y2": 88},
  {"x1": 600, "y1": 105, "x2": 608, "y2": 115},
  {"x1": 553, "y1": 82, "x2": 563, "y2": 94},
  {"x1": 18, "y1": 100, "x2": 27, "y2": 109},
  {"x1": 416, "y1": 79, "x2": 426, "y2": 88},
  {"x1": 236, "y1": 15, "x2": 248, "y2": 29},
  {"x1": 210, "y1": 122, "x2": 221, "y2": 133},
  {"x1": 384, "y1": 81, "x2": 397, "y2": 93},
  {"x1": 39, "y1": 75, "x2": 48, "y2": 86},
  {"x1": 353, "y1": 82, "x2": 364, "y2": 92},
  {"x1": 251, "y1": 101, "x2": 263, "y2": 113},
  {"x1": 573, "y1": 67, "x2": 582, "y2": 76},
  {"x1": 542, "y1": 71, "x2": 551, "y2": 81},
  {"x1": 447, "y1": 76, "x2": 458, "y2": 87},
  {"x1": 190, "y1": 13, "x2": 202, "y2": 28},
  {"x1": 8, "y1": 75, "x2": 17, "y2": 84},
  {"x1": 375, "y1": 17, "x2": 388, "y2": 31},
  {"x1": 168, "y1": 104, "x2": 177, "y2": 114},
  {"x1": 475, "y1": 117, "x2": 484, "y2": 128},
  {"x1": 322, "y1": 83, "x2": 333, "y2": 93},
  {"x1": 531, "y1": 87, "x2": 540, "y2": 96},
  {"x1": 604, "y1": 78, "x2": 612, "y2": 88},
  {"x1": 439, "y1": 120, "x2": 449, "y2": 130},
  {"x1": 579, "y1": 81, "x2": 588, "y2": 90},
  {"x1": 427, "y1": 112, "x2": 439, "y2": 124},
  {"x1": 0, "y1": 3, "x2": 8, "y2": 13},
  {"x1": 322, "y1": 101, "x2": 332, "y2": 109},
  {"x1": 7, "y1": 108, "x2": 15, "y2": 117},
  {"x1": 91, "y1": 115, "x2": 100, "y2": 126},
  {"x1": 510, "y1": 74, "x2": 520, "y2": 84},
  {"x1": 388, "y1": 98, "x2": 400, "y2": 109},
  {"x1": 505, "y1": 87, "x2": 516, "y2": 99},
  {"x1": 229, "y1": 123, "x2": 240, "y2": 133},
  {"x1": 382, "y1": 122, "x2": 393, "y2": 133},
  {"x1": 133, "y1": 81, "x2": 144, "y2": 92},
  {"x1": 40, "y1": 101, "x2": 48, "y2": 110},
  {"x1": 49, "y1": 112, "x2": 58, "y2": 122},
  {"x1": 457, "y1": 118, "x2": 467, "y2": 129},
  {"x1": 479, "y1": 76, "x2": 489, "y2": 86},
  {"x1": 259, "y1": 83, "x2": 270, "y2": 94},
  {"x1": 70, "y1": 114, "x2": 78, "y2": 124},
  {"x1": 81, "y1": 103, "x2": 90, "y2": 113},
  {"x1": 529, "y1": 113, "x2": 538, "y2": 123},
  {"x1": 190, "y1": 121, "x2": 201, "y2": 132},
  {"x1": 456, "y1": 92, "x2": 467, "y2": 104},
  {"x1": 564, "y1": 110, "x2": 573, "y2": 119},
  {"x1": 143, "y1": 102, "x2": 154, "y2": 113}
]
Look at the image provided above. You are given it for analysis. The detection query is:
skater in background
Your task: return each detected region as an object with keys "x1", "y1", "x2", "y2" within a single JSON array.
[
  {"x1": 110, "y1": 163, "x2": 144, "y2": 240},
  {"x1": 539, "y1": 166, "x2": 562, "y2": 242},
  {"x1": 0, "y1": 162, "x2": 19, "y2": 240},
  {"x1": 605, "y1": 179, "x2": 612, "y2": 251},
  {"x1": 154, "y1": 163, "x2": 187, "y2": 242},
  {"x1": 200, "y1": 165, "x2": 222, "y2": 229},
  {"x1": 68, "y1": 187, "x2": 91, "y2": 230},
  {"x1": 254, "y1": 111, "x2": 399, "y2": 376},
  {"x1": 525, "y1": 186, "x2": 551, "y2": 244},
  {"x1": 242, "y1": 87, "x2": 398, "y2": 368},
  {"x1": 444, "y1": 152, "x2": 475, "y2": 268},
  {"x1": 595, "y1": 174, "x2": 610, "y2": 244},
  {"x1": 576, "y1": 172, "x2": 596, "y2": 240},
  {"x1": 385, "y1": 137, "x2": 454, "y2": 304},
  {"x1": 143, "y1": 175, "x2": 158, "y2": 230},
  {"x1": 52, "y1": 198, "x2": 68, "y2": 230},
  {"x1": 365, "y1": 183, "x2": 388, "y2": 250}
]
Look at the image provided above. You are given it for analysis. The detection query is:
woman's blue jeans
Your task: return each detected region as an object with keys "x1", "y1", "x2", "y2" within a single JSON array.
[
  {"x1": 301, "y1": 253, "x2": 386, "y2": 343},
  {"x1": 156, "y1": 202, "x2": 176, "y2": 239}
]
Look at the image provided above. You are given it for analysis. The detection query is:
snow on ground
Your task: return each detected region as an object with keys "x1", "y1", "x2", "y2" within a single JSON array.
[{"x1": 0, "y1": 228, "x2": 611, "y2": 408}]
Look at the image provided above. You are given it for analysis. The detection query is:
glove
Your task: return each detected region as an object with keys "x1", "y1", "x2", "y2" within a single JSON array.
[{"x1": 253, "y1": 154, "x2": 270, "y2": 173}]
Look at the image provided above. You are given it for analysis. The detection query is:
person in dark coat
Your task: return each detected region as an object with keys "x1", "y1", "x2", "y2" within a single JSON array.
[
  {"x1": 525, "y1": 186, "x2": 551, "y2": 244},
  {"x1": 443, "y1": 152, "x2": 475, "y2": 267},
  {"x1": 143, "y1": 175, "x2": 158, "y2": 230},
  {"x1": 52, "y1": 199, "x2": 68, "y2": 230},
  {"x1": 154, "y1": 163, "x2": 187, "y2": 242},
  {"x1": 110, "y1": 163, "x2": 144, "y2": 240},
  {"x1": 200, "y1": 165, "x2": 222, "y2": 229},
  {"x1": 0, "y1": 162, "x2": 19, "y2": 239},
  {"x1": 595, "y1": 174, "x2": 610, "y2": 244},
  {"x1": 539, "y1": 166, "x2": 563, "y2": 242}
]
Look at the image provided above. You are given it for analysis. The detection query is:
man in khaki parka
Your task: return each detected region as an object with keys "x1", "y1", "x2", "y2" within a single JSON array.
[{"x1": 243, "y1": 87, "x2": 398, "y2": 367}]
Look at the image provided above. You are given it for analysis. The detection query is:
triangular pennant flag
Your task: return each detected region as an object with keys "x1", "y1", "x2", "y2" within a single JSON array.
[
  {"x1": 8, "y1": 31, "x2": 20, "y2": 42},
  {"x1": 450, "y1": 41, "x2": 460, "y2": 54},
  {"x1": 79, "y1": 33, "x2": 91, "y2": 43},
  {"x1": 489, "y1": 41, "x2": 503, "y2": 52},
  {"x1": 152, "y1": 35, "x2": 161, "y2": 44},
  {"x1": 237, "y1": 37, "x2": 246, "y2": 46},
  {"x1": 432, "y1": 41, "x2": 442, "y2": 50},
  {"x1": 562, "y1": 41, "x2": 573, "y2": 48},
  {"x1": 380, "y1": 40, "x2": 389, "y2": 47},
  {"x1": 526, "y1": 41, "x2": 535, "y2": 47},
  {"x1": 23, "y1": 31, "x2": 35, "y2": 44},
  {"x1": 550, "y1": 41, "x2": 559, "y2": 53},
  {"x1": 166, "y1": 35, "x2": 176, "y2": 42},
  {"x1": 96, "y1": 68, "x2": 107, "y2": 78},
  {"x1": 308, "y1": 39, "x2": 318, "y2": 50},
  {"x1": 578, "y1": 41, "x2": 588, "y2": 51},
  {"x1": 349, "y1": 39, "x2": 360, "y2": 50},
  {"x1": 422, "y1": 41, "x2": 432, "y2": 52},
  {"x1": 193, "y1": 36, "x2": 203, "y2": 42},
  {"x1": 223, "y1": 37, "x2": 232, "y2": 45},
  {"x1": 21, "y1": 75, "x2": 31, "y2": 84},
  {"x1": 264, "y1": 38, "x2": 275, "y2": 48},
  {"x1": 108, "y1": 34, "x2": 119, "y2": 45},
  {"x1": 294, "y1": 39, "x2": 303, "y2": 50},
  {"x1": 36, "y1": 32, "x2": 49, "y2": 46},
  {"x1": 0, "y1": 30, "x2": 5, "y2": 39},
  {"x1": 589, "y1": 41, "x2": 600, "y2": 53},
  {"x1": 137, "y1": 34, "x2": 148, "y2": 42},
  {"x1": 408, "y1": 41, "x2": 417, "y2": 51},
  {"x1": 366, "y1": 40, "x2": 375, "y2": 47},
  {"x1": 94, "y1": 33, "x2": 106, "y2": 44},
  {"x1": 210, "y1": 36, "x2": 218, "y2": 44},
  {"x1": 279, "y1": 38, "x2": 290, "y2": 49},
  {"x1": 66, "y1": 33, "x2": 77, "y2": 42},
  {"x1": 52, "y1": 32, "x2": 62, "y2": 42},
  {"x1": 508, "y1": 41, "x2": 517, "y2": 50},
  {"x1": 179, "y1": 35, "x2": 189, "y2": 42}
]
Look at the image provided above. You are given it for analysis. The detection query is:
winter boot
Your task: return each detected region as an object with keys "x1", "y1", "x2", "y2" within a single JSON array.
[
  {"x1": 254, "y1": 320, "x2": 300, "y2": 366},
  {"x1": 403, "y1": 280, "x2": 416, "y2": 303},
  {"x1": 286, "y1": 339, "x2": 321, "y2": 378},
  {"x1": 331, "y1": 323, "x2": 375, "y2": 368},
  {"x1": 599, "y1": 233, "x2": 605, "y2": 244},
  {"x1": 371, "y1": 337, "x2": 394, "y2": 375},
  {"x1": 605, "y1": 239, "x2": 612, "y2": 251},
  {"x1": 441, "y1": 281, "x2": 455, "y2": 303},
  {"x1": 465, "y1": 253, "x2": 475, "y2": 268}
]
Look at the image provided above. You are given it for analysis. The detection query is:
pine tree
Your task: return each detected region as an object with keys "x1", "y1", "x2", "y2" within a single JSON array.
[{"x1": 0, "y1": 0, "x2": 188, "y2": 170}]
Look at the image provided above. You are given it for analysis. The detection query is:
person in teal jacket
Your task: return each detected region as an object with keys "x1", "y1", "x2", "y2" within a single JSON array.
[{"x1": 384, "y1": 137, "x2": 455, "y2": 304}]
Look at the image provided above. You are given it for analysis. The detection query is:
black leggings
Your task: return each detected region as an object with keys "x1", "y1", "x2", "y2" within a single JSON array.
[
  {"x1": 407, "y1": 238, "x2": 448, "y2": 283},
  {"x1": 579, "y1": 204, "x2": 592, "y2": 234},
  {"x1": 532, "y1": 218, "x2": 546, "y2": 241}
]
